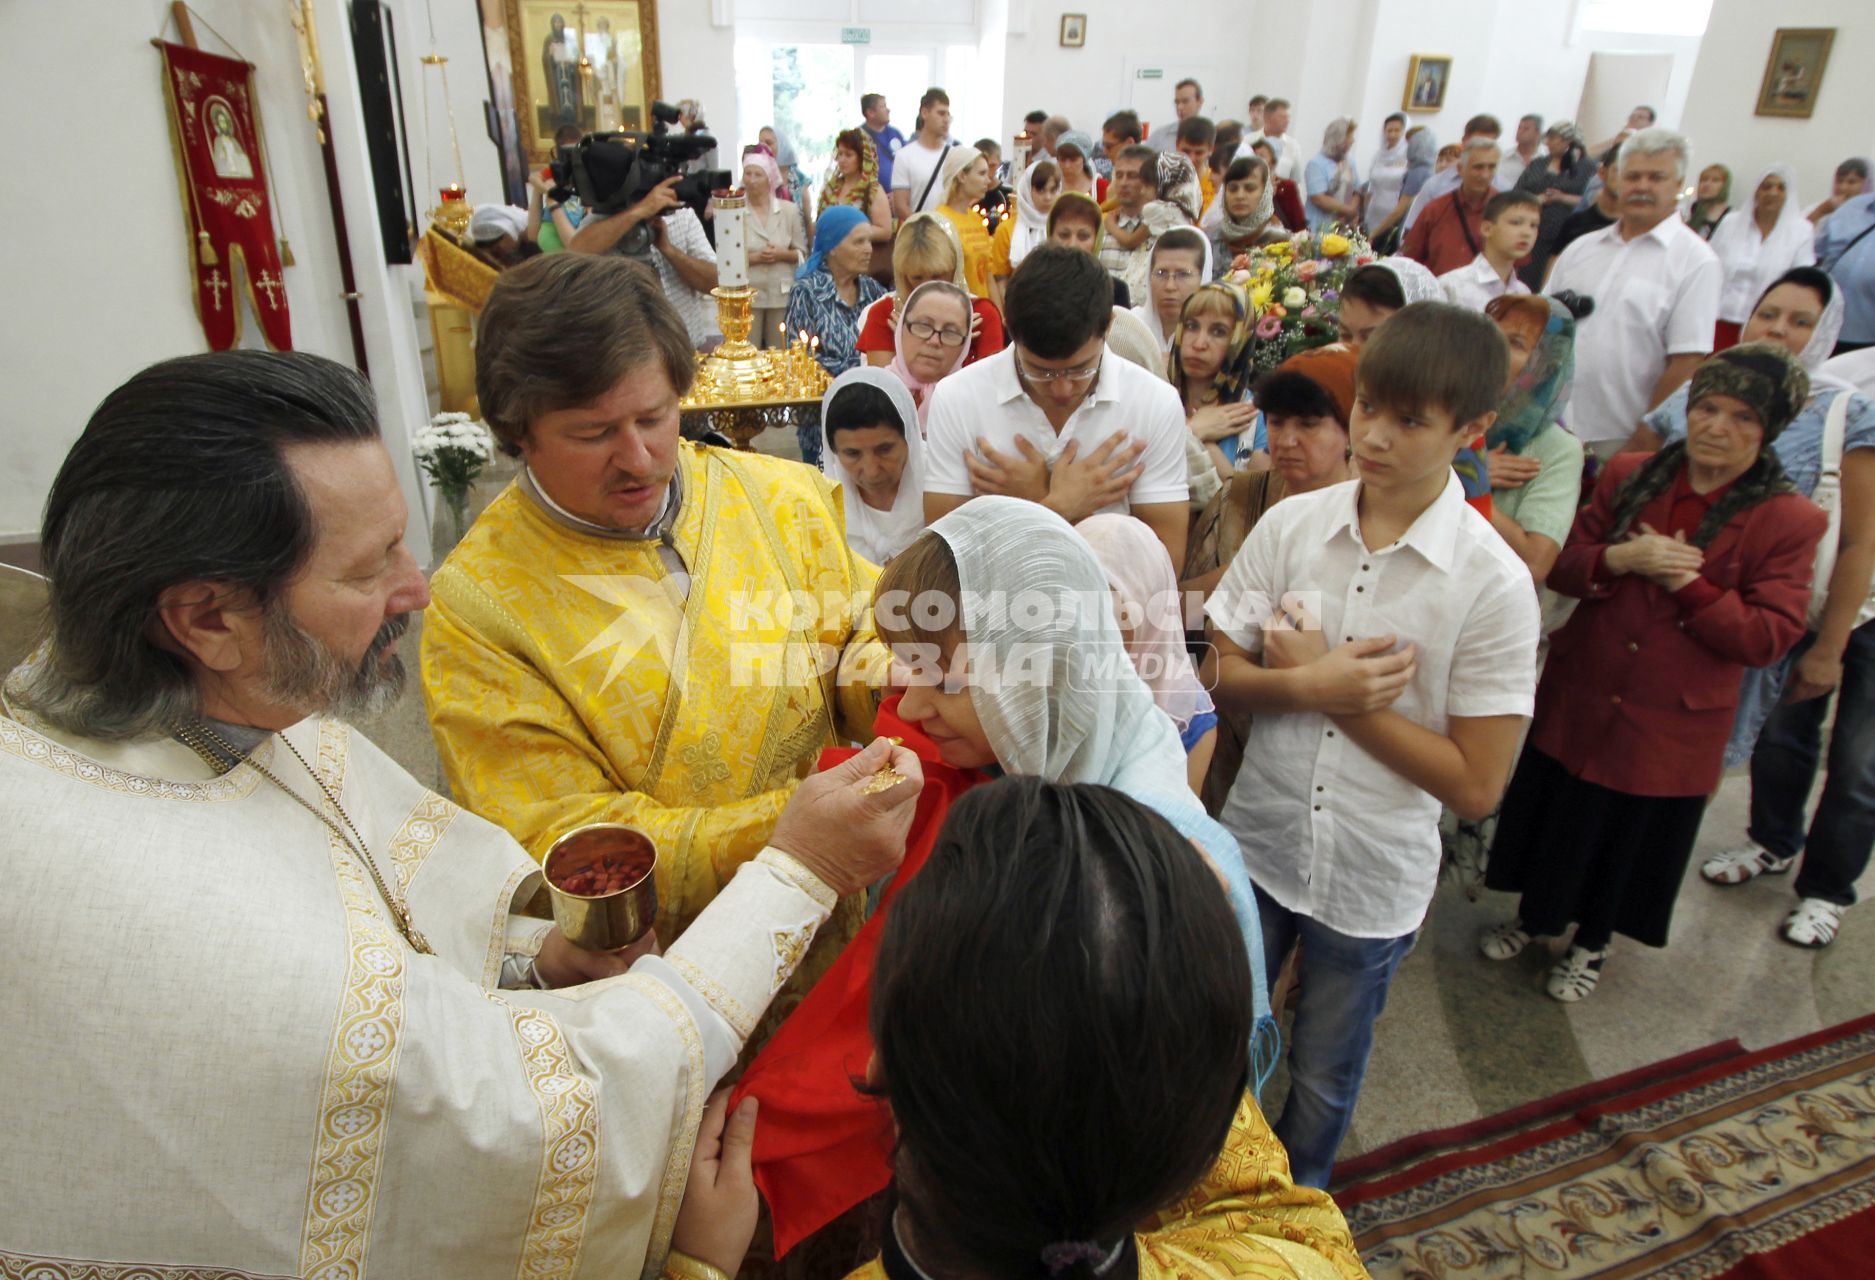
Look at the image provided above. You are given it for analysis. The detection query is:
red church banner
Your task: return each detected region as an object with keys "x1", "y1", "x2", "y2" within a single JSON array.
[{"x1": 158, "y1": 41, "x2": 293, "y2": 351}]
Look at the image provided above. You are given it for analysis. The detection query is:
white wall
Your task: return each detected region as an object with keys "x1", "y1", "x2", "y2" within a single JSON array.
[
  {"x1": 1680, "y1": 0, "x2": 1874, "y2": 203},
  {"x1": 998, "y1": 0, "x2": 1261, "y2": 146},
  {"x1": 658, "y1": 0, "x2": 738, "y2": 138},
  {"x1": 985, "y1": 0, "x2": 1706, "y2": 184}
]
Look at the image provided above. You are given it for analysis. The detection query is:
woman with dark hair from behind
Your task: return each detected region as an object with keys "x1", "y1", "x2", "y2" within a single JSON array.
[{"x1": 850, "y1": 776, "x2": 1365, "y2": 1280}]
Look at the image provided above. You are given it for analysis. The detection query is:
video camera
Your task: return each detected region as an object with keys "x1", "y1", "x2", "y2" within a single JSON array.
[{"x1": 549, "y1": 101, "x2": 731, "y2": 255}]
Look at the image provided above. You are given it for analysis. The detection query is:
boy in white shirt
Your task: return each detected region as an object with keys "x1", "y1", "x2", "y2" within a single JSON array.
[
  {"x1": 924, "y1": 244, "x2": 1191, "y2": 567},
  {"x1": 1439, "y1": 190, "x2": 1539, "y2": 311},
  {"x1": 1203, "y1": 301, "x2": 1540, "y2": 1187}
]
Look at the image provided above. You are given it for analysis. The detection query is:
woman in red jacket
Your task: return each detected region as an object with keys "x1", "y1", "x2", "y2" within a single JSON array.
[{"x1": 1479, "y1": 344, "x2": 1827, "y2": 1002}]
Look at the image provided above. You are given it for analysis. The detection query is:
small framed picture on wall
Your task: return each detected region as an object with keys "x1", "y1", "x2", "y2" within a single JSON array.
[
  {"x1": 1403, "y1": 54, "x2": 1451, "y2": 113},
  {"x1": 1755, "y1": 28, "x2": 1834, "y2": 119},
  {"x1": 1060, "y1": 13, "x2": 1086, "y2": 48}
]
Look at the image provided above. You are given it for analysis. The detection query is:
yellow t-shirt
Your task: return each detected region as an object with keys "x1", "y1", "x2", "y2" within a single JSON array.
[
  {"x1": 989, "y1": 216, "x2": 1017, "y2": 278},
  {"x1": 936, "y1": 203, "x2": 995, "y2": 299}
]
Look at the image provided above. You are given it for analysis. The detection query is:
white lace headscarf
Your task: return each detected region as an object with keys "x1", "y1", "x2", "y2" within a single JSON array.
[
  {"x1": 1372, "y1": 255, "x2": 1444, "y2": 305},
  {"x1": 918, "y1": 497, "x2": 1275, "y2": 1085}
]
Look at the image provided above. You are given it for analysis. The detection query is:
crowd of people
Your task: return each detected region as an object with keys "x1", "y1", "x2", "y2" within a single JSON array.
[{"x1": 7, "y1": 72, "x2": 1875, "y2": 1280}]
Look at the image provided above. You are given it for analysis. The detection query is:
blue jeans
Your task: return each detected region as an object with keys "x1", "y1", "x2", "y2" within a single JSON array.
[
  {"x1": 1748, "y1": 620, "x2": 1875, "y2": 906},
  {"x1": 1256, "y1": 887, "x2": 1416, "y2": 1188}
]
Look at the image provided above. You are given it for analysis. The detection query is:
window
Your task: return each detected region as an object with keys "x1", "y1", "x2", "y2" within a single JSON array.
[
  {"x1": 735, "y1": 41, "x2": 855, "y2": 196},
  {"x1": 1575, "y1": 0, "x2": 1712, "y2": 37}
]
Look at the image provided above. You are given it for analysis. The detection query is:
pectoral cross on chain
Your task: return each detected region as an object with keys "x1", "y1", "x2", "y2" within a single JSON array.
[
  {"x1": 205, "y1": 269, "x2": 228, "y2": 311},
  {"x1": 257, "y1": 271, "x2": 284, "y2": 309}
]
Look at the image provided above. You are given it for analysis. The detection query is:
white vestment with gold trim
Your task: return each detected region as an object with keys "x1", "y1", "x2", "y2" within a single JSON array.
[{"x1": 0, "y1": 701, "x2": 835, "y2": 1280}]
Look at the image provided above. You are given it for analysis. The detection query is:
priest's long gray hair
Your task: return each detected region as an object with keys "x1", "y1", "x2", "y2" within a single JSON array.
[{"x1": 11, "y1": 351, "x2": 380, "y2": 740}]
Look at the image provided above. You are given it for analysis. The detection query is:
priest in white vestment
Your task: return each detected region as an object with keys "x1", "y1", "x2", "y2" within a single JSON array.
[{"x1": 0, "y1": 350, "x2": 920, "y2": 1280}]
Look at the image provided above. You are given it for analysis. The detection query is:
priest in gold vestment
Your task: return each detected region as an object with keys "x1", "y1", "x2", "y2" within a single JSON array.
[
  {"x1": 0, "y1": 350, "x2": 920, "y2": 1280},
  {"x1": 422, "y1": 256, "x2": 885, "y2": 1013}
]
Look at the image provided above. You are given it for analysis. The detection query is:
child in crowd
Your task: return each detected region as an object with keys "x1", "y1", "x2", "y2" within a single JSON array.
[
  {"x1": 1439, "y1": 190, "x2": 1540, "y2": 311},
  {"x1": 1203, "y1": 301, "x2": 1540, "y2": 1187},
  {"x1": 990, "y1": 159, "x2": 1060, "y2": 293},
  {"x1": 1049, "y1": 192, "x2": 1134, "y2": 308}
]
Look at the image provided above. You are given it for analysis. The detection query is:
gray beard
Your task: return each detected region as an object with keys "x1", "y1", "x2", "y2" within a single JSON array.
[{"x1": 260, "y1": 605, "x2": 410, "y2": 723}]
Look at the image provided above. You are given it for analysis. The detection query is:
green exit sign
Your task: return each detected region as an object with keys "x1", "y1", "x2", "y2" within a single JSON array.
[
  {"x1": 1137, "y1": 68, "x2": 1163, "y2": 79},
  {"x1": 841, "y1": 26, "x2": 870, "y2": 44}
]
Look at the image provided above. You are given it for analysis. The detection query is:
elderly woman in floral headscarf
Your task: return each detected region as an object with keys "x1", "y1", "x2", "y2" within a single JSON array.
[{"x1": 1480, "y1": 343, "x2": 1827, "y2": 1003}]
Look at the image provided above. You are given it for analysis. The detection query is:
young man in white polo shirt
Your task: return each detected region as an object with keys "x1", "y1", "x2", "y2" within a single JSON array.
[
  {"x1": 923, "y1": 244, "x2": 1191, "y2": 567},
  {"x1": 1203, "y1": 302, "x2": 1540, "y2": 1188},
  {"x1": 1545, "y1": 127, "x2": 1719, "y2": 459}
]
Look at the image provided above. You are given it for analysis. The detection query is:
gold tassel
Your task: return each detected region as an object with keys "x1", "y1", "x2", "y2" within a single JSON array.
[
  {"x1": 196, "y1": 229, "x2": 219, "y2": 267},
  {"x1": 279, "y1": 237, "x2": 296, "y2": 267}
]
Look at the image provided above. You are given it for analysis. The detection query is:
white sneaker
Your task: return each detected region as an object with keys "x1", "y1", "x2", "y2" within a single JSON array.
[
  {"x1": 1546, "y1": 946, "x2": 1607, "y2": 1002},
  {"x1": 1478, "y1": 919, "x2": 1532, "y2": 960},
  {"x1": 1782, "y1": 898, "x2": 1844, "y2": 948},
  {"x1": 1701, "y1": 841, "x2": 1797, "y2": 886}
]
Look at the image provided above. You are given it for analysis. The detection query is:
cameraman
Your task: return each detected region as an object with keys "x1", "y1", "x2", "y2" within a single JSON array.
[{"x1": 569, "y1": 175, "x2": 719, "y2": 346}]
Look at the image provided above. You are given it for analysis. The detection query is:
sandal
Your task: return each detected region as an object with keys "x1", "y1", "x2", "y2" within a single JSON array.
[
  {"x1": 1478, "y1": 919, "x2": 1532, "y2": 961},
  {"x1": 1546, "y1": 945, "x2": 1606, "y2": 1002},
  {"x1": 1782, "y1": 898, "x2": 1844, "y2": 949},
  {"x1": 1701, "y1": 842, "x2": 1797, "y2": 886}
]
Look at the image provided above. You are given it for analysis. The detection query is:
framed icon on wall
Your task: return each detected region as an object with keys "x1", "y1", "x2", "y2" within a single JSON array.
[
  {"x1": 1755, "y1": 28, "x2": 1833, "y2": 119},
  {"x1": 1403, "y1": 54, "x2": 1451, "y2": 113}
]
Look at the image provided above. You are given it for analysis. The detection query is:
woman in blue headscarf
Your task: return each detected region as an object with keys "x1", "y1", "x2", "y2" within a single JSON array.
[{"x1": 784, "y1": 203, "x2": 888, "y2": 465}]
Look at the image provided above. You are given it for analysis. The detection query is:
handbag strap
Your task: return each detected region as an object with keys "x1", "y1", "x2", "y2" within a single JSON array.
[
  {"x1": 1821, "y1": 387, "x2": 1851, "y2": 481},
  {"x1": 916, "y1": 142, "x2": 954, "y2": 213},
  {"x1": 1820, "y1": 219, "x2": 1875, "y2": 274}
]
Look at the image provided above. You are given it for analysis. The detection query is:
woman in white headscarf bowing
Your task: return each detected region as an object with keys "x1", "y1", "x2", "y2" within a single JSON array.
[
  {"x1": 1077, "y1": 513, "x2": 1219, "y2": 793},
  {"x1": 820, "y1": 367, "x2": 927, "y2": 566},
  {"x1": 873, "y1": 497, "x2": 1279, "y2": 1091},
  {"x1": 1710, "y1": 164, "x2": 1817, "y2": 350}
]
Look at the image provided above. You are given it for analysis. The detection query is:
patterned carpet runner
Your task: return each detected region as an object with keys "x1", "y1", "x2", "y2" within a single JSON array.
[{"x1": 1331, "y1": 1014, "x2": 1875, "y2": 1278}]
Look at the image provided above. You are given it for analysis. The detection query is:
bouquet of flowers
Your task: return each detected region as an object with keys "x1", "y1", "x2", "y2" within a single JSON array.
[
  {"x1": 1224, "y1": 226, "x2": 1376, "y2": 372},
  {"x1": 413, "y1": 412, "x2": 496, "y2": 540}
]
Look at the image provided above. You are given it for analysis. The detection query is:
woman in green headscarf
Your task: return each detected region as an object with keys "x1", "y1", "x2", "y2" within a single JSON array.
[
  {"x1": 1480, "y1": 293, "x2": 1586, "y2": 583},
  {"x1": 1684, "y1": 163, "x2": 1732, "y2": 240}
]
